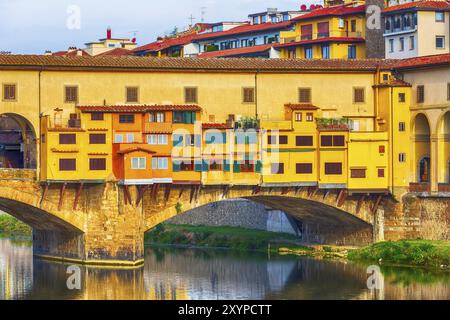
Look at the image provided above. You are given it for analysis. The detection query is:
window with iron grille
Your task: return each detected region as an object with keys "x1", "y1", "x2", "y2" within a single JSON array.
[
  {"x1": 243, "y1": 87, "x2": 255, "y2": 103},
  {"x1": 3, "y1": 84, "x2": 16, "y2": 100},
  {"x1": 126, "y1": 87, "x2": 139, "y2": 103},
  {"x1": 119, "y1": 114, "x2": 135, "y2": 123},
  {"x1": 296, "y1": 136, "x2": 313, "y2": 146},
  {"x1": 65, "y1": 86, "x2": 78, "y2": 103},
  {"x1": 325, "y1": 162, "x2": 342, "y2": 175},
  {"x1": 298, "y1": 88, "x2": 311, "y2": 103},
  {"x1": 271, "y1": 163, "x2": 284, "y2": 174},
  {"x1": 91, "y1": 113, "x2": 104, "y2": 121},
  {"x1": 353, "y1": 87, "x2": 365, "y2": 103},
  {"x1": 59, "y1": 134, "x2": 76, "y2": 144},
  {"x1": 89, "y1": 158, "x2": 106, "y2": 171},
  {"x1": 417, "y1": 85, "x2": 425, "y2": 103},
  {"x1": 351, "y1": 168, "x2": 366, "y2": 178},
  {"x1": 59, "y1": 159, "x2": 76, "y2": 171},
  {"x1": 296, "y1": 163, "x2": 312, "y2": 174},
  {"x1": 185, "y1": 87, "x2": 198, "y2": 103},
  {"x1": 89, "y1": 133, "x2": 106, "y2": 144}
]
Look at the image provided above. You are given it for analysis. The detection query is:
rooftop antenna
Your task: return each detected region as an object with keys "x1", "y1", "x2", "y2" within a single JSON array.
[
  {"x1": 188, "y1": 14, "x2": 196, "y2": 27},
  {"x1": 201, "y1": 7, "x2": 207, "y2": 23}
]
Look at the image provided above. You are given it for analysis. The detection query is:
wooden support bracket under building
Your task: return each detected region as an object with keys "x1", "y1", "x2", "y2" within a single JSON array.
[
  {"x1": 336, "y1": 189, "x2": 347, "y2": 207},
  {"x1": 40, "y1": 183, "x2": 49, "y2": 206},
  {"x1": 372, "y1": 195, "x2": 383, "y2": 214},
  {"x1": 178, "y1": 188, "x2": 184, "y2": 199},
  {"x1": 222, "y1": 185, "x2": 231, "y2": 198},
  {"x1": 281, "y1": 187, "x2": 290, "y2": 195},
  {"x1": 136, "y1": 185, "x2": 149, "y2": 206},
  {"x1": 189, "y1": 185, "x2": 196, "y2": 203},
  {"x1": 194, "y1": 185, "x2": 201, "y2": 202},
  {"x1": 252, "y1": 186, "x2": 261, "y2": 195},
  {"x1": 152, "y1": 184, "x2": 160, "y2": 202},
  {"x1": 356, "y1": 194, "x2": 366, "y2": 214},
  {"x1": 323, "y1": 189, "x2": 330, "y2": 200},
  {"x1": 73, "y1": 182, "x2": 84, "y2": 210},
  {"x1": 307, "y1": 186, "x2": 317, "y2": 198},
  {"x1": 58, "y1": 183, "x2": 67, "y2": 211},
  {"x1": 164, "y1": 184, "x2": 172, "y2": 204},
  {"x1": 123, "y1": 185, "x2": 132, "y2": 205}
]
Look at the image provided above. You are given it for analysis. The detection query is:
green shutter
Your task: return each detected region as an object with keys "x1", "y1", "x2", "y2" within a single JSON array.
[
  {"x1": 173, "y1": 161, "x2": 181, "y2": 172},
  {"x1": 233, "y1": 161, "x2": 241, "y2": 173},
  {"x1": 255, "y1": 160, "x2": 262, "y2": 173},
  {"x1": 223, "y1": 160, "x2": 230, "y2": 172},
  {"x1": 191, "y1": 112, "x2": 196, "y2": 124},
  {"x1": 194, "y1": 161, "x2": 203, "y2": 172},
  {"x1": 202, "y1": 160, "x2": 209, "y2": 172},
  {"x1": 222, "y1": 132, "x2": 227, "y2": 144}
]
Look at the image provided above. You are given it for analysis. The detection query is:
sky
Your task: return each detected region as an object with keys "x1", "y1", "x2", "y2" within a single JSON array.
[{"x1": 0, "y1": 0, "x2": 315, "y2": 54}]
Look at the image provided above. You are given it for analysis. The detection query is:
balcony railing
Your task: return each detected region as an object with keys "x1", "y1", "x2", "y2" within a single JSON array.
[
  {"x1": 47, "y1": 117, "x2": 84, "y2": 130},
  {"x1": 409, "y1": 183, "x2": 431, "y2": 193},
  {"x1": 281, "y1": 31, "x2": 363, "y2": 44},
  {"x1": 438, "y1": 184, "x2": 450, "y2": 193},
  {"x1": 316, "y1": 118, "x2": 350, "y2": 131},
  {"x1": 144, "y1": 122, "x2": 173, "y2": 134}
]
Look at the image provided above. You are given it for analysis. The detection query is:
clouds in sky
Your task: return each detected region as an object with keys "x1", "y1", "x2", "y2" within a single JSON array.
[{"x1": 0, "y1": 0, "x2": 314, "y2": 53}]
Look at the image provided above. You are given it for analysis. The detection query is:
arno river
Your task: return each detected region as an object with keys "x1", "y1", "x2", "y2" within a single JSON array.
[{"x1": 0, "y1": 238, "x2": 449, "y2": 300}]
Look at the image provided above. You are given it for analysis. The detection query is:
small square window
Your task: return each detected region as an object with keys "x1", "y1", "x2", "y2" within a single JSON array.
[
  {"x1": 306, "y1": 113, "x2": 314, "y2": 122},
  {"x1": 436, "y1": 36, "x2": 445, "y2": 49},
  {"x1": 398, "y1": 93, "x2": 406, "y2": 102},
  {"x1": 298, "y1": 88, "x2": 311, "y2": 103},
  {"x1": 399, "y1": 122, "x2": 406, "y2": 132},
  {"x1": 243, "y1": 87, "x2": 255, "y2": 103},
  {"x1": 295, "y1": 113, "x2": 302, "y2": 122},
  {"x1": 353, "y1": 87, "x2": 365, "y2": 103},
  {"x1": 417, "y1": 85, "x2": 425, "y2": 103},
  {"x1": 399, "y1": 153, "x2": 407, "y2": 162},
  {"x1": 378, "y1": 168, "x2": 385, "y2": 178},
  {"x1": 436, "y1": 11, "x2": 445, "y2": 22},
  {"x1": 65, "y1": 86, "x2": 78, "y2": 103},
  {"x1": 279, "y1": 136, "x2": 288, "y2": 144},
  {"x1": 126, "y1": 87, "x2": 139, "y2": 103},
  {"x1": 379, "y1": 145, "x2": 385, "y2": 154},
  {"x1": 185, "y1": 87, "x2": 198, "y2": 103},
  {"x1": 3, "y1": 84, "x2": 16, "y2": 101}
]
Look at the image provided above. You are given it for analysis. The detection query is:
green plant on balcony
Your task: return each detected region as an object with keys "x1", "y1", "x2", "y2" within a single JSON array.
[
  {"x1": 205, "y1": 44, "x2": 219, "y2": 52},
  {"x1": 316, "y1": 118, "x2": 350, "y2": 130},
  {"x1": 234, "y1": 116, "x2": 259, "y2": 129}
]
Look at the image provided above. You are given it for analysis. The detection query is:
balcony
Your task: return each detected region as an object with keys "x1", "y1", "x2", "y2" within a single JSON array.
[
  {"x1": 316, "y1": 118, "x2": 350, "y2": 132},
  {"x1": 46, "y1": 116, "x2": 85, "y2": 131},
  {"x1": 438, "y1": 184, "x2": 450, "y2": 193},
  {"x1": 280, "y1": 30, "x2": 363, "y2": 45},
  {"x1": 144, "y1": 122, "x2": 173, "y2": 134}
]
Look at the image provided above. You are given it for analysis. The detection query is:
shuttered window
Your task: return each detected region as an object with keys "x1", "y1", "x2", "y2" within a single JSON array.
[
  {"x1": 65, "y1": 86, "x2": 78, "y2": 103},
  {"x1": 279, "y1": 135, "x2": 288, "y2": 145},
  {"x1": 296, "y1": 163, "x2": 312, "y2": 174},
  {"x1": 89, "y1": 133, "x2": 106, "y2": 144},
  {"x1": 59, "y1": 159, "x2": 76, "y2": 171},
  {"x1": 3, "y1": 84, "x2": 16, "y2": 100},
  {"x1": 333, "y1": 135, "x2": 345, "y2": 146},
  {"x1": 296, "y1": 136, "x2": 313, "y2": 146},
  {"x1": 185, "y1": 87, "x2": 198, "y2": 103},
  {"x1": 89, "y1": 158, "x2": 106, "y2": 171},
  {"x1": 320, "y1": 135, "x2": 333, "y2": 147},
  {"x1": 126, "y1": 87, "x2": 139, "y2": 103},
  {"x1": 243, "y1": 87, "x2": 255, "y2": 103},
  {"x1": 298, "y1": 88, "x2": 311, "y2": 103},
  {"x1": 351, "y1": 168, "x2": 366, "y2": 178},
  {"x1": 353, "y1": 87, "x2": 365, "y2": 103},
  {"x1": 91, "y1": 113, "x2": 104, "y2": 121},
  {"x1": 300, "y1": 24, "x2": 312, "y2": 39},
  {"x1": 59, "y1": 134, "x2": 76, "y2": 144},
  {"x1": 417, "y1": 85, "x2": 425, "y2": 103},
  {"x1": 119, "y1": 114, "x2": 134, "y2": 123},
  {"x1": 325, "y1": 162, "x2": 342, "y2": 175},
  {"x1": 271, "y1": 163, "x2": 284, "y2": 174}
]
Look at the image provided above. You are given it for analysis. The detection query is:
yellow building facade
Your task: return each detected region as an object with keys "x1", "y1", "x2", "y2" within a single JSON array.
[{"x1": 1, "y1": 55, "x2": 447, "y2": 198}]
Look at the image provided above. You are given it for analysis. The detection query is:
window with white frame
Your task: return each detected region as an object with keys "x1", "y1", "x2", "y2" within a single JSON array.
[
  {"x1": 436, "y1": 36, "x2": 445, "y2": 49},
  {"x1": 158, "y1": 134, "x2": 168, "y2": 145},
  {"x1": 147, "y1": 134, "x2": 157, "y2": 145},
  {"x1": 131, "y1": 157, "x2": 146, "y2": 169},
  {"x1": 114, "y1": 134, "x2": 124, "y2": 143},
  {"x1": 126, "y1": 133, "x2": 134, "y2": 143},
  {"x1": 152, "y1": 157, "x2": 169, "y2": 170}
]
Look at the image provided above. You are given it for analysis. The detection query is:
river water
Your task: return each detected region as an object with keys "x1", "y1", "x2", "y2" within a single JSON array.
[{"x1": 0, "y1": 238, "x2": 449, "y2": 300}]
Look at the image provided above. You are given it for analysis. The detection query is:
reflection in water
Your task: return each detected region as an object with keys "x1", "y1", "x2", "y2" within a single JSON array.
[{"x1": 0, "y1": 238, "x2": 449, "y2": 300}]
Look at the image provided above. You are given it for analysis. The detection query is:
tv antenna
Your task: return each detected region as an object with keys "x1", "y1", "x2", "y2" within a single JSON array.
[{"x1": 188, "y1": 14, "x2": 196, "y2": 27}]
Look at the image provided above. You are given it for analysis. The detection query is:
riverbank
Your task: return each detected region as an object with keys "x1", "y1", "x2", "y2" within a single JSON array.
[
  {"x1": 0, "y1": 214, "x2": 31, "y2": 237},
  {"x1": 348, "y1": 240, "x2": 450, "y2": 269}
]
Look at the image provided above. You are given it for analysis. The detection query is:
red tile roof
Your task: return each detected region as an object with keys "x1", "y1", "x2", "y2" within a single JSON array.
[
  {"x1": 198, "y1": 44, "x2": 273, "y2": 58},
  {"x1": 291, "y1": 4, "x2": 365, "y2": 21},
  {"x1": 98, "y1": 48, "x2": 134, "y2": 56},
  {"x1": 77, "y1": 105, "x2": 202, "y2": 113},
  {"x1": 395, "y1": 53, "x2": 450, "y2": 69},
  {"x1": 275, "y1": 37, "x2": 365, "y2": 48},
  {"x1": 0, "y1": 55, "x2": 398, "y2": 72},
  {"x1": 202, "y1": 123, "x2": 231, "y2": 129},
  {"x1": 285, "y1": 103, "x2": 320, "y2": 110},
  {"x1": 193, "y1": 21, "x2": 293, "y2": 41},
  {"x1": 116, "y1": 147, "x2": 156, "y2": 155},
  {"x1": 134, "y1": 33, "x2": 198, "y2": 53},
  {"x1": 384, "y1": 1, "x2": 450, "y2": 13}
]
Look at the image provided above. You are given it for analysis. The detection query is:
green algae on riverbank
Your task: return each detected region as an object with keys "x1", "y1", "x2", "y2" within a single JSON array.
[{"x1": 0, "y1": 214, "x2": 32, "y2": 237}]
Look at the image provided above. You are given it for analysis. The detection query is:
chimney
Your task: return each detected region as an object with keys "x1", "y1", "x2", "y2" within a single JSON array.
[
  {"x1": 107, "y1": 27, "x2": 112, "y2": 40},
  {"x1": 44, "y1": 50, "x2": 52, "y2": 55},
  {"x1": 77, "y1": 49, "x2": 83, "y2": 56}
]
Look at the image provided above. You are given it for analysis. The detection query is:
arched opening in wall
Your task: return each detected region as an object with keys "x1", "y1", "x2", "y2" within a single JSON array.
[
  {"x1": 149, "y1": 197, "x2": 373, "y2": 246},
  {"x1": 0, "y1": 113, "x2": 37, "y2": 169},
  {"x1": 438, "y1": 111, "x2": 450, "y2": 185},
  {"x1": 413, "y1": 114, "x2": 431, "y2": 184}
]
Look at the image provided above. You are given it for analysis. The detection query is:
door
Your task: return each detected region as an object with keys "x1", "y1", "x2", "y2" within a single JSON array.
[{"x1": 419, "y1": 157, "x2": 430, "y2": 183}]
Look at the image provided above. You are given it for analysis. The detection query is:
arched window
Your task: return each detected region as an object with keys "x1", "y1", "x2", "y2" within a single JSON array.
[{"x1": 385, "y1": 19, "x2": 391, "y2": 30}]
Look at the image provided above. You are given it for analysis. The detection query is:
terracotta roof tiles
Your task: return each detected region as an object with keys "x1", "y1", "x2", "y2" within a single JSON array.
[
  {"x1": 394, "y1": 53, "x2": 450, "y2": 69},
  {"x1": 384, "y1": 1, "x2": 450, "y2": 13},
  {"x1": 198, "y1": 44, "x2": 273, "y2": 58}
]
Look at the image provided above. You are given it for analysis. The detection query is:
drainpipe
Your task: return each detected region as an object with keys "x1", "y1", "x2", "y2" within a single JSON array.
[
  {"x1": 38, "y1": 68, "x2": 42, "y2": 181},
  {"x1": 390, "y1": 86, "x2": 394, "y2": 195},
  {"x1": 254, "y1": 70, "x2": 259, "y2": 120},
  {"x1": 374, "y1": 65, "x2": 380, "y2": 130}
]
